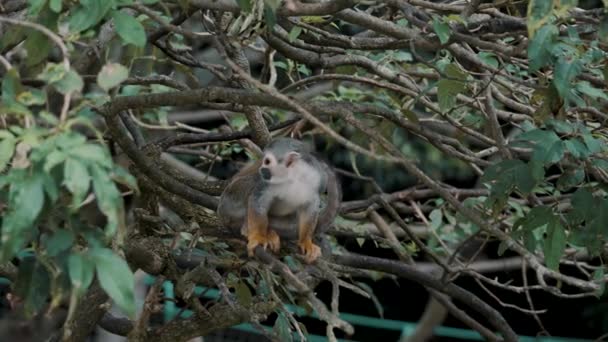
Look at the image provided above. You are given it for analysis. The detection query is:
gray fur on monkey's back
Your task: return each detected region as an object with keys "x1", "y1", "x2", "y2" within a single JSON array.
[{"x1": 217, "y1": 138, "x2": 342, "y2": 240}]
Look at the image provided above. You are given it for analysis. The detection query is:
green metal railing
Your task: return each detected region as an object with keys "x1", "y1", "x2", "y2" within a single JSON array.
[{"x1": 147, "y1": 276, "x2": 593, "y2": 342}]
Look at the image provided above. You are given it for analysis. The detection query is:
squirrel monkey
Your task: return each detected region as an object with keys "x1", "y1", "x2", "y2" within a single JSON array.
[{"x1": 217, "y1": 138, "x2": 341, "y2": 263}]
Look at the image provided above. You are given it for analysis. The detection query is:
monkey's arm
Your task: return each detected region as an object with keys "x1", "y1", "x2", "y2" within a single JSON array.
[
  {"x1": 297, "y1": 200, "x2": 322, "y2": 263},
  {"x1": 246, "y1": 189, "x2": 280, "y2": 256}
]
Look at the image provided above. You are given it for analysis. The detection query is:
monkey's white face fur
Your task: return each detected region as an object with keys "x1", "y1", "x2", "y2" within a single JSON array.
[{"x1": 260, "y1": 151, "x2": 322, "y2": 216}]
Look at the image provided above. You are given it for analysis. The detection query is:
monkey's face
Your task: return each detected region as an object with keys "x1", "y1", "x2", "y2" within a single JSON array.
[{"x1": 259, "y1": 151, "x2": 300, "y2": 184}]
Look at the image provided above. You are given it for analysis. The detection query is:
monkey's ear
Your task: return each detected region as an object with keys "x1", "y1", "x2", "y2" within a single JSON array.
[{"x1": 285, "y1": 152, "x2": 300, "y2": 167}]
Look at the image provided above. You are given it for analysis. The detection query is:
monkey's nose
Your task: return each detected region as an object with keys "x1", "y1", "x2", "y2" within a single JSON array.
[{"x1": 260, "y1": 168, "x2": 272, "y2": 180}]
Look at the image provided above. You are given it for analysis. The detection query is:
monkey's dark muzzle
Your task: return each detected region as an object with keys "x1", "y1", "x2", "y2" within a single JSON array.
[{"x1": 260, "y1": 168, "x2": 272, "y2": 180}]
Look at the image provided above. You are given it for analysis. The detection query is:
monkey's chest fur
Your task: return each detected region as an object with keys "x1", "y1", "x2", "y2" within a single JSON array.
[{"x1": 267, "y1": 162, "x2": 322, "y2": 217}]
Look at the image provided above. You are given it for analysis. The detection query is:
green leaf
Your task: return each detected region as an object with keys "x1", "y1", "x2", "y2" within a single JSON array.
[
  {"x1": 527, "y1": 0, "x2": 553, "y2": 37},
  {"x1": 39, "y1": 111, "x2": 59, "y2": 126},
  {"x1": 50, "y1": 0, "x2": 62, "y2": 12},
  {"x1": 90, "y1": 164, "x2": 122, "y2": 237},
  {"x1": 54, "y1": 70, "x2": 84, "y2": 94},
  {"x1": 583, "y1": 200, "x2": 608, "y2": 256},
  {"x1": 46, "y1": 230, "x2": 75, "y2": 256},
  {"x1": 356, "y1": 237, "x2": 365, "y2": 247},
  {"x1": 68, "y1": 0, "x2": 114, "y2": 32},
  {"x1": 111, "y1": 10, "x2": 147, "y2": 47},
  {"x1": 556, "y1": 168, "x2": 584, "y2": 190},
  {"x1": 532, "y1": 140, "x2": 564, "y2": 165},
  {"x1": 432, "y1": 17, "x2": 451, "y2": 44},
  {"x1": 437, "y1": 79, "x2": 465, "y2": 111},
  {"x1": 28, "y1": 0, "x2": 48, "y2": 15},
  {"x1": 234, "y1": 281, "x2": 253, "y2": 306},
  {"x1": 528, "y1": 24, "x2": 558, "y2": 72},
  {"x1": 400, "y1": 107, "x2": 420, "y2": 124},
  {"x1": 552, "y1": 0, "x2": 578, "y2": 19},
  {"x1": 0, "y1": 25, "x2": 26, "y2": 52},
  {"x1": 429, "y1": 209, "x2": 442, "y2": 230},
  {"x1": 564, "y1": 138, "x2": 591, "y2": 159},
  {"x1": 546, "y1": 119, "x2": 575, "y2": 135},
  {"x1": 497, "y1": 240, "x2": 510, "y2": 256},
  {"x1": 570, "y1": 187, "x2": 595, "y2": 223},
  {"x1": 273, "y1": 312, "x2": 293, "y2": 342},
  {"x1": 594, "y1": 268, "x2": 606, "y2": 296},
  {"x1": 554, "y1": 58, "x2": 583, "y2": 104},
  {"x1": 288, "y1": 26, "x2": 303, "y2": 43},
  {"x1": 516, "y1": 128, "x2": 561, "y2": 147},
  {"x1": 2, "y1": 68, "x2": 22, "y2": 104},
  {"x1": 597, "y1": 15, "x2": 608, "y2": 43},
  {"x1": 42, "y1": 172, "x2": 59, "y2": 202},
  {"x1": 0, "y1": 130, "x2": 14, "y2": 139},
  {"x1": 516, "y1": 129, "x2": 566, "y2": 165},
  {"x1": 14, "y1": 257, "x2": 50, "y2": 315},
  {"x1": 263, "y1": 4, "x2": 277, "y2": 29},
  {"x1": 43, "y1": 150, "x2": 67, "y2": 172},
  {"x1": 478, "y1": 51, "x2": 499, "y2": 68},
  {"x1": 444, "y1": 63, "x2": 467, "y2": 81},
  {"x1": 583, "y1": 134, "x2": 602, "y2": 154},
  {"x1": 482, "y1": 160, "x2": 543, "y2": 211},
  {"x1": 37, "y1": 63, "x2": 66, "y2": 83},
  {"x1": 68, "y1": 253, "x2": 95, "y2": 296},
  {"x1": 0, "y1": 175, "x2": 44, "y2": 261},
  {"x1": 265, "y1": 0, "x2": 281, "y2": 10},
  {"x1": 393, "y1": 51, "x2": 413, "y2": 62},
  {"x1": 0, "y1": 137, "x2": 16, "y2": 172},
  {"x1": 523, "y1": 229, "x2": 540, "y2": 253},
  {"x1": 543, "y1": 218, "x2": 567, "y2": 271},
  {"x1": 515, "y1": 161, "x2": 544, "y2": 194},
  {"x1": 514, "y1": 206, "x2": 552, "y2": 232},
  {"x1": 17, "y1": 89, "x2": 47, "y2": 106},
  {"x1": 97, "y1": 63, "x2": 129, "y2": 91},
  {"x1": 56, "y1": 132, "x2": 88, "y2": 149},
  {"x1": 92, "y1": 248, "x2": 135, "y2": 317},
  {"x1": 24, "y1": 31, "x2": 51, "y2": 66},
  {"x1": 68, "y1": 144, "x2": 113, "y2": 168},
  {"x1": 576, "y1": 81, "x2": 608, "y2": 101},
  {"x1": 112, "y1": 165, "x2": 139, "y2": 194},
  {"x1": 6, "y1": 173, "x2": 45, "y2": 227},
  {"x1": 236, "y1": 0, "x2": 252, "y2": 12},
  {"x1": 64, "y1": 158, "x2": 91, "y2": 209},
  {"x1": 482, "y1": 160, "x2": 516, "y2": 184}
]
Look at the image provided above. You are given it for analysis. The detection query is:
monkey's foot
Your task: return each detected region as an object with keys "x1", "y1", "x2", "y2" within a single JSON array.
[
  {"x1": 247, "y1": 230, "x2": 281, "y2": 257},
  {"x1": 298, "y1": 239, "x2": 322, "y2": 264}
]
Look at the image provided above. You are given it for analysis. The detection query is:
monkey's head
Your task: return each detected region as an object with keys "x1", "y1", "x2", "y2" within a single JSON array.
[{"x1": 258, "y1": 138, "x2": 310, "y2": 184}]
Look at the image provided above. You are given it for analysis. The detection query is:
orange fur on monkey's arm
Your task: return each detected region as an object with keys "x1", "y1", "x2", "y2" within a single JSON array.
[
  {"x1": 297, "y1": 208, "x2": 321, "y2": 263},
  {"x1": 246, "y1": 195, "x2": 280, "y2": 256}
]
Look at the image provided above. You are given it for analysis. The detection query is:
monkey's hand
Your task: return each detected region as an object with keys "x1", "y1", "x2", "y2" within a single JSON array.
[
  {"x1": 298, "y1": 239, "x2": 322, "y2": 264},
  {"x1": 247, "y1": 229, "x2": 281, "y2": 257}
]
